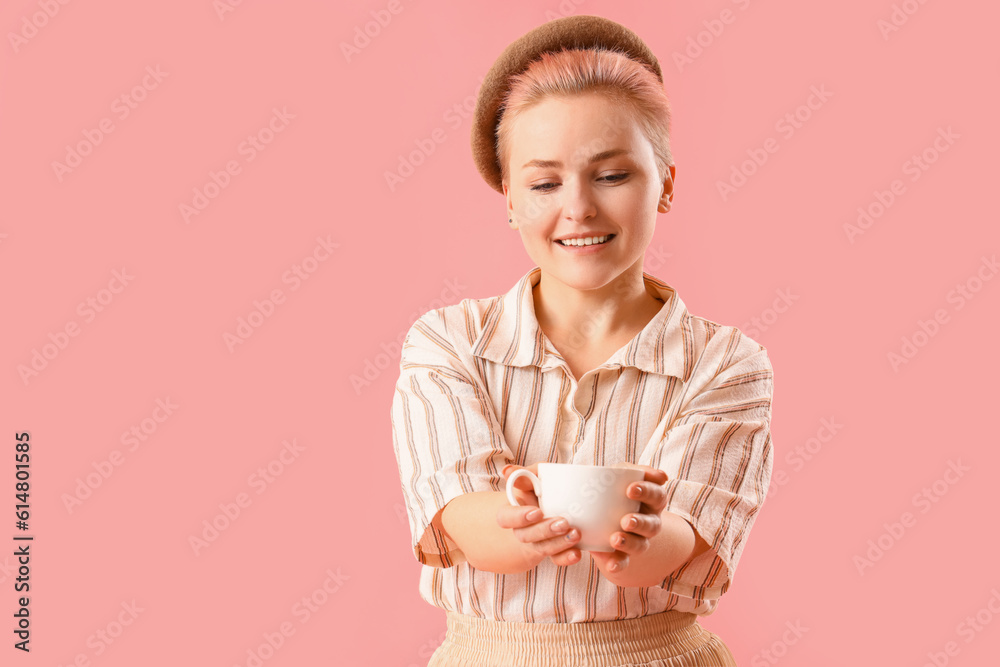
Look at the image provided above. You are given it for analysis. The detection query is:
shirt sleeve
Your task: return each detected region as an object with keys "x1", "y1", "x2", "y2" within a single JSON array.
[
  {"x1": 390, "y1": 309, "x2": 515, "y2": 568},
  {"x1": 644, "y1": 327, "x2": 774, "y2": 601}
]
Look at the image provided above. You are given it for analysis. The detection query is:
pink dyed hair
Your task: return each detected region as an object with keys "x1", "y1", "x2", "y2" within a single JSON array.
[{"x1": 496, "y1": 47, "x2": 673, "y2": 189}]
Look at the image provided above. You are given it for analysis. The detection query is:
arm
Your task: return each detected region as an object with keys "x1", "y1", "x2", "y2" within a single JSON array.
[
  {"x1": 434, "y1": 491, "x2": 544, "y2": 574},
  {"x1": 391, "y1": 311, "x2": 522, "y2": 569},
  {"x1": 588, "y1": 465, "x2": 712, "y2": 588},
  {"x1": 596, "y1": 332, "x2": 774, "y2": 592},
  {"x1": 600, "y1": 510, "x2": 711, "y2": 588},
  {"x1": 435, "y1": 463, "x2": 594, "y2": 574}
]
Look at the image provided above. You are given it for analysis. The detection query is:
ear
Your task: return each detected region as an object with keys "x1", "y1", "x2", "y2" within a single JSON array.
[
  {"x1": 657, "y1": 165, "x2": 676, "y2": 214},
  {"x1": 503, "y1": 181, "x2": 518, "y2": 229}
]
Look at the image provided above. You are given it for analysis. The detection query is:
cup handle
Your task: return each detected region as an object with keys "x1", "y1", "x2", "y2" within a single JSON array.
[{"x1": 505, "y1": 469, "x2": 541, "y2": 506}]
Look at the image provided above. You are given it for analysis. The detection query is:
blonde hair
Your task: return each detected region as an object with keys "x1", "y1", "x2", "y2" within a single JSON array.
[{"x1": 496, "y1": 47, "x2": 673, "y2": 189}]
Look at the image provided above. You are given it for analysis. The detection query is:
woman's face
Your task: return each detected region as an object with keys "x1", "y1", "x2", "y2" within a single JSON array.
[{"x1": 503, "y1": 91, "x2": 674, "y2": 293}]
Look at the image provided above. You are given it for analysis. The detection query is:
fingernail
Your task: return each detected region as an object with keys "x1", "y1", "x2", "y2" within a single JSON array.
[
  {"x1": 627, "y1": 517, "x2": 637, "y2": 530},
  {"x1": 565, "y1": 529, "x2": 579, "y2": 541},
  {"x1": 526, "y1": 509, "x2": 541, "y2": 521},
  {"x1": 608, "y1": 561, "x2": 619, "y2": 572},
  {"x1": 552, "y1": 519, "x2": 567, "y2": 531}
]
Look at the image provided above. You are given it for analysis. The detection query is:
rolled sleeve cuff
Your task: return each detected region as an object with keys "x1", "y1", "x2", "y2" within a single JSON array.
[
  {"x1": 656, "y1": 478, "x2": 754, "y2": 597},
  {"x1": 408, "y1": 469, "x2": 503, "y2": 568}
]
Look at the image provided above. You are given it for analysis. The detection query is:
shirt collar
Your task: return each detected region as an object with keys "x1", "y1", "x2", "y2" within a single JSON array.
[{"x1": 471, "y1": 266, "x2": 693, "y2": 381}]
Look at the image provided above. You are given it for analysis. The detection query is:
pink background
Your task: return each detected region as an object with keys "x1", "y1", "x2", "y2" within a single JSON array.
[{"x1": 2, "y1": 1, "x2": 998, "y2": 665}]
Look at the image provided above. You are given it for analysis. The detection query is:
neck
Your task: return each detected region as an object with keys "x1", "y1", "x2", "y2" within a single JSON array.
[{"x1": 531, "y1": 264, "x2": 663, "y2": 346}]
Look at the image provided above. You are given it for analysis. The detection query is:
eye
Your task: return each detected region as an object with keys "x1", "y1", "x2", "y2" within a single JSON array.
[
  {"x1": 529, "y1": 172, "x2": 629, "y2": 192},
  {"x1": 530, "y1": 182, "x2": 558, "y2": 192},
  {"x1": 600, "y1": 173, "x2": 629, "y2": 183}
]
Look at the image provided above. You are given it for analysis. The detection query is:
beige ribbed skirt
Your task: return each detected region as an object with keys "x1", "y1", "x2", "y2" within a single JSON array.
[{"x1": 427, "y1": 610, "x2": 737, "y2": 666}]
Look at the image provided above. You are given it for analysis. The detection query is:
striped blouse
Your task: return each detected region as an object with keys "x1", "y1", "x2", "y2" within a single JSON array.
[{"x1": 390, "y1": 266, "x2": 774, "y2": 622}]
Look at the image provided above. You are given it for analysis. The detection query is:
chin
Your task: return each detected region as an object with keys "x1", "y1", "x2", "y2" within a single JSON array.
[{"x1": 546, "y1": 265, "x2": 621, "y2": 289}]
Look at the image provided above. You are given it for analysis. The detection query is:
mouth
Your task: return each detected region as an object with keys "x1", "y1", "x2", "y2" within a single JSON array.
[{"x1": 555, "y1": 234, "x2": 616, "y2": 247}]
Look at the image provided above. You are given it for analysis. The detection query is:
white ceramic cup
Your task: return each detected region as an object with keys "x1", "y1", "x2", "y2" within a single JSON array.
[{"x1": 505, "y1": 463, "x2": 645, "y2": 552}]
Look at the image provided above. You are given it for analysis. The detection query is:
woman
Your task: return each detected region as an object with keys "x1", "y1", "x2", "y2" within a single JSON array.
[{"x1": 391, "y1": 14, "x2": 774, "y2": 666}]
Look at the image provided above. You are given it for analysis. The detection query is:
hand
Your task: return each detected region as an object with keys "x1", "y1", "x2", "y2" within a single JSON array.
[
  {"x1": 588, "y1": 464, "x2": 669, "y2": 582},
  {"x1": 495, "y1": 464, "x2": 583, "y2": 568}
]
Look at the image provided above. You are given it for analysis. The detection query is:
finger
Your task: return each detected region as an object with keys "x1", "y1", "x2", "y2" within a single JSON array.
[
  {"x1": 523, "y1": 524, "x2": 582, "y2": 557},
  {"x1": 495, "y1": 504, "x2": 542, "y2": 529},
  {"x1": 614, "y1": 463, "x2": 668, "y2": 485},
  {"x1": 517, "y1": 517, "x2": 577, "y2": 547},
  {"x1": 504, "y1": 466, "x2": 539, "y2": 496},
  {"x1": 596, "y1": 549, "x2": 631, "y2": 574},
  {"x1": 510, "y1": 482, "x2": 539, "y2": 506},
  {"x1": 502, "y1": 463, "x2": 540, "y2": 478},
  {"x1": 548, "y1": 545, "x2": 583, "y2": 567},
  {"x1": 503, "y1": 471, "x2": 539, "y2": 506},
  {"x1": 513, "y1": 475, "x2": 537, "y2": 492},
  {"x1": 628, "y1": 481, "x2": 667, "y2": 512},
  {"x1": 643, "y1": 468, "x2": 668, "y2": 485},
  {"x1": 607, "y1": 552, "x2": 631, "y2": 573},
  {"x1": 620, "y1": 513, "x2": 660, "y2": 538},
  {"x1": 609, "y1": 531, "x2": 650, "y2": 556}
]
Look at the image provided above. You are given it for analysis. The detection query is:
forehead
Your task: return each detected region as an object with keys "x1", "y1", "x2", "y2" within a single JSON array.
[{"x1": 507, "y1": 93, "x2": 645, "y2": 165}]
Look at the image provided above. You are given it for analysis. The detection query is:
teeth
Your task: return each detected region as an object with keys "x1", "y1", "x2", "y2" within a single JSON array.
[{"x1": 559, "y1": 235, "x2": 611, "y2": 247}]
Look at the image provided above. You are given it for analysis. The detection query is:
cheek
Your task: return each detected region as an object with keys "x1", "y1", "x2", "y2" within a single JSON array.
[
  {"x1": 515, "y1": 225, "x2": 550, "y2": 251},
  {"x1": 606, "y1": 186, "x2": 652, "y2": 215},
  {"x1": 514, "y1": 208, "x2": 556, "y2": 237},
  {"x1": 518, "y1": 195, "x2": 556, "y2": 222}
]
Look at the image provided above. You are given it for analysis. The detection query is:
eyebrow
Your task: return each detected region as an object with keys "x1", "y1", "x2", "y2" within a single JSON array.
[{"x1": 521, "y1": 148, "x2": 631, "y2": 170}]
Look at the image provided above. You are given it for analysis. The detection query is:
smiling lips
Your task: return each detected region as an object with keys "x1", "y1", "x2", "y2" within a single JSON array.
[
  {"x1": 557, "y1": 234, "x2": 615, "y2": 247},
  {"x1": 555, "y1": 234, "x2": 616, "y2": 254}
]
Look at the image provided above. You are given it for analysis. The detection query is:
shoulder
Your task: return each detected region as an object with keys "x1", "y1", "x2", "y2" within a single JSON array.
[
  {"x1": 683, "y1": 308, "x2": 771, "y2": 373},
  {"x1": 679, "y1": 311, "x2": 774, "y2": 419},
  {"x1": 402, "y1": 294, "x2": 501, "y2": 358},
  {"x1": 643, "y1": 272, "x2": 768, "y2": 362}
]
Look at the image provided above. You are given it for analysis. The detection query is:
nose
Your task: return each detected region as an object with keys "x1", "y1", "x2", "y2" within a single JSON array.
[{"x1": 561, "y1": 176, "x2": 597, "y2": 223}]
